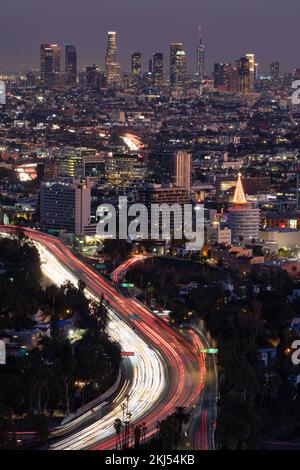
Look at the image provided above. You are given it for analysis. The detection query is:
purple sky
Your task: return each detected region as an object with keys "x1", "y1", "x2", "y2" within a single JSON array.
[{"x1": 0, "y1": 0, "x2": 298, "y2": 74}]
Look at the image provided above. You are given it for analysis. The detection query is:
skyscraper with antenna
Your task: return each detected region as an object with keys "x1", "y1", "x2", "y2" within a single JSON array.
[{"x1": 196, "y1": 26, "x2": 205, "y2": 83}]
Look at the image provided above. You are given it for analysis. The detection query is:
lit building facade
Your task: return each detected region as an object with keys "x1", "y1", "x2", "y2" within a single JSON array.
[
  {"x1": 40, "y1": 44, "x2": 61, "y2": 86},
  {"x1": 105, "y1": 31, "x2": 121, "y2": 88},
  {"x1": 153, "y1": 52, "x2": 164, "y2": 87},
  {"x1": 55, "y1": 147, "x2": 97, "y2": 178},
  {"x1": 65, "y1": 45, "x2": 77, "y2": 86},
  {"x1": 40, "y1": 179, "x2": 91, "y2": 235},
  {"x1": 227, "y1": 173, "x2": 260, "y2": 243},
  {"x1": 174, "y1": 150, "x2": 191, "y2": 189},
  {"x1": 245, "y1": 53, "x2": 255, "y2": 90},
  {"x1": 170, "y1": 43, "x2": 183, "y2": 85},
  {"x1": 236, "y1": 56, "x2": 251, "y2": 94},
  {"x1": 270, "y1": 61, "x2": 280, "y2": 90},
  {"x1": 131, "y1": 52, "x2": 142, "y2": 85}
]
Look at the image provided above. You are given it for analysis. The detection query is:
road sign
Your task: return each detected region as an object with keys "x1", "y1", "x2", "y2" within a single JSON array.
[
  {"x1": 121, "y1": 283, "x2": 134, "y2": 288},
  {"x1": 96, "y1": 263, "x2": 106, "y2": 270},
  {"x1": 199, "y1": 348, "x2": 218, "y2": 354}
]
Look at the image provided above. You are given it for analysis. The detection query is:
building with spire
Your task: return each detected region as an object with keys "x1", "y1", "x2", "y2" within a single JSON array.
[
  {"x1": 227, "y1": 173, "x2": 260, "y2": 244},
  {"x1": 196, "y1": 26, "x2": 205, "y2": 83}
]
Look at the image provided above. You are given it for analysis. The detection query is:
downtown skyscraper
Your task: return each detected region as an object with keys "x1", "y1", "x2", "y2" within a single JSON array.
[
  {"x1": 40, "y1": 44, "x2": 61, "y2": 86},
  {"x1": 170, "y1": 43, "x2": 183, "y2": 86},
  {"x1": 65, "y1": 45, "x2": 77, "y2": 86},
  {"x1": 131, "y1": 52, "x2": 142, "y2": 85},
  {"x1": 153, "y1": 52, "x2": 164, "y2": 87},
  {"x1": 245, "y1": 53, "x2": 255, "y2": 90},
  {"x1": 105, "y1": 31, "x2": 121, "y2": 89},
  {"x1": 196, "y1": 26, "x2": 205, "y2": 83}
]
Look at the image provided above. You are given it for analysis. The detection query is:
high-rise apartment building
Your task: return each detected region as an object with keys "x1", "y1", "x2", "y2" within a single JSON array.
[
  {"x1": 174, "y1": 150, "x2": 191, "y2": 189},
  {"x1": 40, "y1": 179, "x2": 91, "y2": 235}
]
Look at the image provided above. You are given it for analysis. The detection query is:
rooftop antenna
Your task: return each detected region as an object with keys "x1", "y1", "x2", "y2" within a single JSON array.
[{"x1": 198, "y1": 25, "x2": 202, "y2": 45}]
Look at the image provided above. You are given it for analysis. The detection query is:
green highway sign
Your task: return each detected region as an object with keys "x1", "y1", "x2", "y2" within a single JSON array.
[
  {"x1": 121, "y1": 283, "x2": 135, "y2": 288},
  {"x1": 199, "y1": 348, "x2": 218, "y2": 354},
  {"x1": 96, "y1": 263, "x2": 106, "y2": 270},
  {"x1": 128, "y1": 314, "x2": 140, "y2": 320}
]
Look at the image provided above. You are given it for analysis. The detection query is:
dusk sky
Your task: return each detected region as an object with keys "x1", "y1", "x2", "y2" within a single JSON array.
[{"x1": 0, "y1": 0, "x2": 299, "y2": 74}]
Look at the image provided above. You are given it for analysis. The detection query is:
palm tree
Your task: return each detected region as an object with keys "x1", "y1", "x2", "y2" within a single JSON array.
[
  {"x1": 114, "y1": 418, "x2": 123, "y2": 450},
  {"x1": 141, "y1": 422, "x2": 147, "y2": 445},
  {"x1": 173, "y1": 406, "x2": 191, "y2": 436}
]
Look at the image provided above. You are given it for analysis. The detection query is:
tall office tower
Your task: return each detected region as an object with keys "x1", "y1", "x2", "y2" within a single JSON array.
[
  {"x1": 105, "y1": 31, "x2": 121, "y2": 88},
  {"x1": 170, "y1": 43, "x2": 183, "y2": 85},
  {"x1": 65, "y1": 45, "x2": 77, "y2": 86},
  {"x1": 40, "y1": 179, "x2": 91, "y2": 235},
  {"x1": 214, "y1": 63, "x2": 231, "y2": 90},
  {"x1": 172, "y1": 50, "x2": 186, "y2": 87},
  {"x1": 196, "y1": 26, "x2": 205, "y2": 83},
  {"x1": 259, "y1": 76, "x2": 271, "y2": 92},
  {"x1": 174, "y1": 150, "x2": 191, "y2": 189},
  {"x1": 131, "y1": 52, "x2": 142, "y2": 85},
  {"x1": 106, "y1": 31, "x2": 117, "y2": 63},
  {"x1": 254, "y1": 63, "x2": 259, "y2": 81},
  {"x1": 294, "y1": 69, "x2": 300, "y2": 80},
  {"x1": 40, "y1": 44, "x2": 61, "y2": 86},
  {"x1": 85, "y1": 64, "x2": 103, "y2": 89},
  {"x1": 270, "y1": 61, "x2": 280, "y2": 90},
  {"x1": 245, "y1": 53, "x2": 255, "y2": 90},
  {"x1": 226, "y1": 66, "x2": 239, "y2": 92},
  {"x1": 236, "y1": 57, "x2": 251, "y2": 94},
  {"x1": 227, "y1": 173, "x2": 260, "y2": 244},
  {"x1": 153, "y1": 52, "x2": 164, "y2": 86},
  {"x1": 148, "y1": 59, "x2": 153, "y2": 74}
]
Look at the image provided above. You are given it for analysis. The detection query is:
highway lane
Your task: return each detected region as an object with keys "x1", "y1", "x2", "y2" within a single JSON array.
[
  {"x1": 111, "y1": 255, "x2": 149, "y2": 284},
  {"x1": 111, "y1": 254, "x2": 218, "y2": 450},
  {"x1": 187, "y1": 326, "x2": 218, "y2": 450},
  {"x1": 0, "y1": 226, "x2": 206, "y2": 450}
]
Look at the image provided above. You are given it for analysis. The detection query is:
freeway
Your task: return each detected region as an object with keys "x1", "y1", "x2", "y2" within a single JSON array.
[
  {"x1": 111, "y1": 254, "x2": 217, "y2": 450},
  {"x1": 0, "y1": 226, "x2": 207, "y2": 450},
  {"x1": 111, "y1": 255, "x2": 149, "y2": 283}
]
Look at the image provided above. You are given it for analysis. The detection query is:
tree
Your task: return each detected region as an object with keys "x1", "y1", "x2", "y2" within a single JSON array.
[
  {"x1": 173, "y1": 406, "x2": 190, "y2": 436},
  {"x1": 114, "y1": 418, "x2": 123, "y2": 450},
  {"x1": 103, "y1": 239, "x2": 132, "y2": 268}
]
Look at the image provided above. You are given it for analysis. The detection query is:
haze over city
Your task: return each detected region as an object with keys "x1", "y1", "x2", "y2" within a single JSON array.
[{"x1": 0, "y1": 0, "x2": 299, "y2": 72}]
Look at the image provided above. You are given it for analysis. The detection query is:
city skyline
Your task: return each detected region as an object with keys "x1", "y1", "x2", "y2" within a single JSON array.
[{"x1": 0, "y1": 0, "x2": 299, "y2": 73}]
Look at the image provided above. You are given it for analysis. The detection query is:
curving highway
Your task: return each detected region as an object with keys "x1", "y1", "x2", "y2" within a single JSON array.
[{"x1": 0, "y1": 226, "x2": 207, "y2": 450}]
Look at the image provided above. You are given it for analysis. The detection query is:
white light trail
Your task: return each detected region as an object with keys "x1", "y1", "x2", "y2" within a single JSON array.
[{"x1": 36, "y1": 243, "x2": 166, "y2": 450}]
